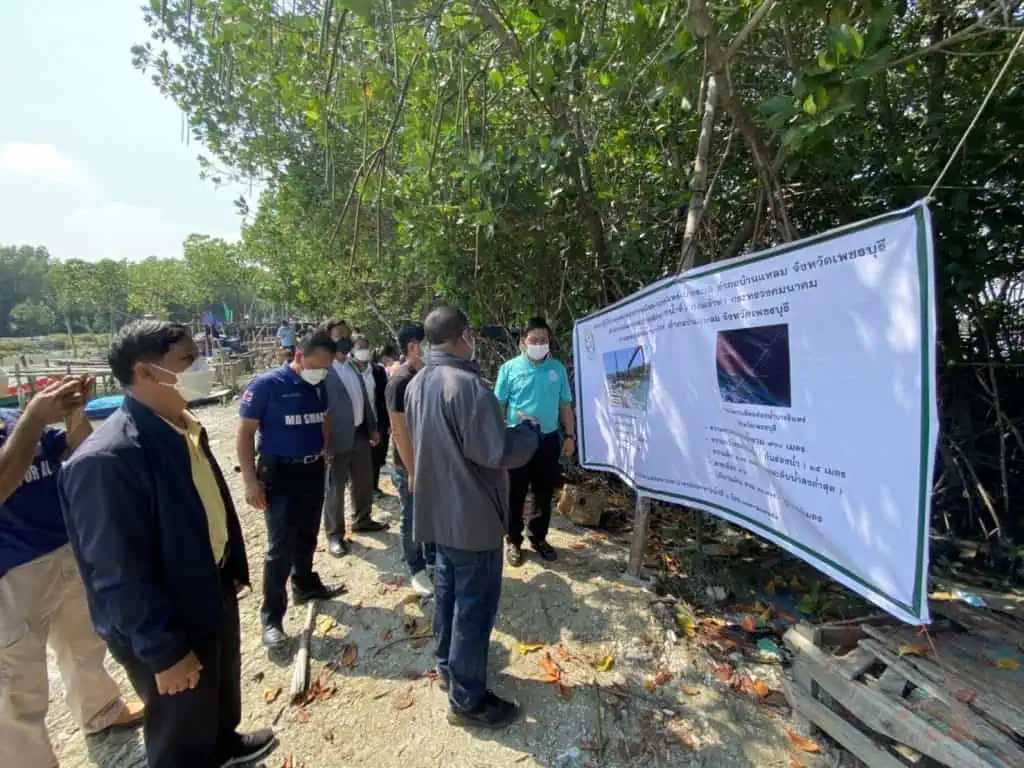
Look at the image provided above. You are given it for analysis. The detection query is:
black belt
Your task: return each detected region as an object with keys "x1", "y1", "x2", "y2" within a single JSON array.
[{"x1": 263, "y1": 454, "x2": 323, "y2": 465}]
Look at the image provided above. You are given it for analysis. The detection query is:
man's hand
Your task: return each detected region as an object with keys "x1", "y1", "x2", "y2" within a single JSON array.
[
  {"x1": 562, "y1": 436, "x2": 576, "y2": 457},
  {"x1": 244, "y1": 478, "x2": 267, "y2": 510},
  {"x1": 155, "y1": 651, "x2": 202, "y2": 695},
  {"x1": 24, "y1": 377, "x2": 87, "y2": 425},
  {"x1": 369, "y1": 431, "x2": 380, "y2": 448}
]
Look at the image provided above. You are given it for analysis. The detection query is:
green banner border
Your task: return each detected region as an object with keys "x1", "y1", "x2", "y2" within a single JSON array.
[{"x1": 573, "y1": 203, "x2": 935, "y2": 622}]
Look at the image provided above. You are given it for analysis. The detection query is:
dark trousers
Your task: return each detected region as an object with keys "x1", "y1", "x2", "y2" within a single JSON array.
[
  {"x1": 433, "y1": 545, "x2": 503, "y2": 712},
  {"x1": 393, "y1": 466, "x2": 435, "y2": 576},
  {"x1": 260, "y1": 457, "x2": 326, "y2": 629},
  {"x1": 371, "y1": 428, "x2": 390, "y2": 490},
  {"x1": 112, "y1": 573, "x2": 241, "y2": 768},
  {"x1": 508, "y1": 431, "x2": 562, "y2": 546},
  {"x1": 322, "y1": 432, "x2": 374, "y2": 539}
]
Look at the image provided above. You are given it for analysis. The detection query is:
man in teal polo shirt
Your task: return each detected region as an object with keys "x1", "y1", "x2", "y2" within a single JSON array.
[{"x1": 494, "y1": 317, "x2": 575, "y2": 566}]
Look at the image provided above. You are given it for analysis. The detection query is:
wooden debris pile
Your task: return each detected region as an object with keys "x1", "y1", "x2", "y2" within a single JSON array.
[{"x1": 783, "y1": 600, "x2": 1024, "y2": 767}]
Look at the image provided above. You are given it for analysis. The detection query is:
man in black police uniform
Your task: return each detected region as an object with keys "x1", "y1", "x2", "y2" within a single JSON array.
[{"x1": 236, "y1": 329, "x2": 344, "y2": 649}]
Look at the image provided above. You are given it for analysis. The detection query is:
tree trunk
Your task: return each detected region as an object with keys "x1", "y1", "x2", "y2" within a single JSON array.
[
  {"x1": 64, "y1": 315, "x2": 77, "y2": 358},
  {"x1": 679, "y1": 73, "x2": 718, "y2": 272}
]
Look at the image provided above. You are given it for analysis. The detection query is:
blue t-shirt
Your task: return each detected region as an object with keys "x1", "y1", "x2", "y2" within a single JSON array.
[
  {"x1": 0, "y1": 410, "x2": 69, "y2": 578},
  {"x1": 276, "y1": 326, "x2": 296, "y2": 348},
  {"x1": 240, "y1": 365, "x2": 326, "y2": 458},
  {"x1": 494, "y1": 355, "x2": 572, "y2": 435}
]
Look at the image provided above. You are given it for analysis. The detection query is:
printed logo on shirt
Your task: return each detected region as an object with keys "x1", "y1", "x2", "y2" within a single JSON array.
[
  {"x1": 548, "y1": 370, "x2": 559, "y2": 383},
  {"x1": 242, "y1": 389, "x2": 254, "y2": 403},
  {"x1": 284, "y1": 412, "x2": 325, "y2": 426},
  {"x1": 24, "y1": 459, "x2": 55, "y2": 484}
]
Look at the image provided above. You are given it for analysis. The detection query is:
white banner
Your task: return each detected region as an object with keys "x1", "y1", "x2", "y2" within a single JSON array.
[{"x1": 574, "y1": 202, "x2": 937, "y2": 624}]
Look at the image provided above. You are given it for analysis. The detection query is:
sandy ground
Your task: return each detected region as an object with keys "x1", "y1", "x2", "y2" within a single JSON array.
[{"x1": 45, "y1": 401, "x2": 820, "y2": 768}]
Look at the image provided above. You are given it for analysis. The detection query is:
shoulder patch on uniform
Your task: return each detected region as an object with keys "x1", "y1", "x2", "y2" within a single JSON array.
[{"x1": 242, "y1": 389, "x2": 254, "y2": 403}]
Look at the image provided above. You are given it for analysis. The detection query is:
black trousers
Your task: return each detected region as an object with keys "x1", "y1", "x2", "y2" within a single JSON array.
[
  {"x1": 371, "y1": 427, "x2": 390, "y2": 491},
  {"x1": 508, "y1": 431, "x2": 562, "y2": 546},
  {"x1": 259, "y1": 457, "x2": 326, "y2": 628},
  {"x1": 111, "y1": 573, "x2": 241, "y2": 768}
]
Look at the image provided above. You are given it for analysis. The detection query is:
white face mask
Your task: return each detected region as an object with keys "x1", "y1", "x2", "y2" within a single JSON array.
[
  {"x1": 154, "y1": 358, "x2": 214, "y2": 401},
  {"x1": 462, "y1": 333, "x2": 476, "y2": 361},
  {"x1": 300, "y1": 367, "x2": 328, "y2": 386},
  {"x1": 354, "y1": 349, "x2": 372, "y2": 363},
  {"x1": 526, "y1": 343, "x2": 549, "y2": 361}
]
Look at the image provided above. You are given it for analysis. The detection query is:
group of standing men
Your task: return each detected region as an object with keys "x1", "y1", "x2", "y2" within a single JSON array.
[{"x1": 0, "y1": 306, "x2": 576, "y2": 768}]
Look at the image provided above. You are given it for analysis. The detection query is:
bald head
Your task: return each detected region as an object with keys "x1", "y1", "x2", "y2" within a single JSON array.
[{"x1": 424, "y1": 306, "x2": 468, "y2": 346}]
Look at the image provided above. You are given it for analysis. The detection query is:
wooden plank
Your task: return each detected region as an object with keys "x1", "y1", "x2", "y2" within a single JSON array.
[
  {"x1": 783, "y1": 676, "x2": 907, "y2": 768},
  {"x1": 785, "y1": 628, "x2": 997, "y2": 768},
  {"x1": 838, "y1": 648, "x2": 879, "y2": 680},
  {"x1": 875, "y1": 666, "x2": 909, "y2": 698},
  {"x1": 626, "y1": 496, "x2": 651, "y2": 577},
  {"x1": 862, "y1": 625, "x2": 1024, "y2": 740}
]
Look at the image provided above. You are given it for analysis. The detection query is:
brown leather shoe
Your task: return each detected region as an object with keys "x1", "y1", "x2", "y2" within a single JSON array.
[{"x1": 94, "y1": 697, "x2": 145, "y2": 734}]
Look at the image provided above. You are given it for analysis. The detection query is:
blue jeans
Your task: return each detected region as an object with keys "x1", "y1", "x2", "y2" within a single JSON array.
[
  {"x1": 392, "y1": 467, "x2": 435, "y2": 576},
  {"x1": 433, "y1": 545, "x2": 503, "y2": 712}
]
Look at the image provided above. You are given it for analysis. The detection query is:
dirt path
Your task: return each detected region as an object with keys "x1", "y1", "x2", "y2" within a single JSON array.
[{"x1": 48, "y1": 402, "x2": 816, "y2": 768}]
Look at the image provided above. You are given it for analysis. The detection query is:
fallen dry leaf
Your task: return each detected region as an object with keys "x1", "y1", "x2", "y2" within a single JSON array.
[
  {"x1": 263, "y1": 686, "x2": 282, "y2": 703},
  {"x1": 340, "y1": 644, "x2": 358, "y2": 669},
  {"x1": 588, "y1": 532, "x2": 608, "y2": 542},
  {"x1": 398, "y1": 593, "x2": 421, "y2": 606},
  {"x1": 402, "y1": 617, "x2": 419, "y2": 634},
  {"x1": 753, "y1": 679, "x2": 772, "y2": 698},
  {"x1": 425, "y1": 669, "x2": 439, "y2": 682},
  {"x1": 295, "y1": 709, "x2": 310, "y2": 724},
  {"x1": 682, "y1": 685, "x2": 701, "y2": 696},
  {"x1": 316, "y1": 616, "x2": 336, "y2": 635},
  {"x1": 379, "y1": 628, "x2": 393, "y2": 641},
  {"x1": 790, "y1": 758, "x2": 807, "y2": 768},
  {"x1": 787, "y1": 730, "x2": 821, "y2": 753},
  {"x1": 593, "y1": 655, "x2": 614, "y2": 672},
  {"x1": 557, "y1": 645, "x2": 572, "y2": 660},
  {"x1": 898, "y1": 643, "x2": 930, "y2": 657},
  {"x1": 554, "y1": 682, "x2": 573, "y2": 700},
  {"x1": 252, "y1": 671, "x2": 265, "y2": 684},
  {"x1": 391, "y1": 688, "x2": 415, "y2": 710},
  {"x1": 654, "y1": 670, "x2": 673, "y2": 686},
  {"x1": 540, "y1": 653, "x2": 561, "y2": 680},
  {"x1": 995, "y1": 657, "x2": 1021, "y2": 670},
  {"x1": 638, "y1": 632, "x2": 653, "y2": 646},
  {"x1": 715, "y1": 664, "x2": 734, "y2": 683},
  {"x1": 569, "y1": 542, "x2": 587, "y2": 551},
  {"x1": 742, "y1": 616, "x2": 757, "y2": 633},
  {"x1": 305, "y1": 676, "x2": 336, "y2": 704},
  {"x1": 519, "y1": 642, "x2": 545, "y2": 655},
  {"x1": 678, "y1": 732, "x2": 697, "y2": 750},
  {"x1": 953, "y1": 689, "x2": 977, "y2": 704},
  {"x1": 644, "y1": 677, "x2": 657, "y2": 692}
]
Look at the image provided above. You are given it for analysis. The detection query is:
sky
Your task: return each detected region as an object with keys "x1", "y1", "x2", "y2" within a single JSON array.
[{"x1": 0, "y1": 1, "x2": 253, "y2": 262}]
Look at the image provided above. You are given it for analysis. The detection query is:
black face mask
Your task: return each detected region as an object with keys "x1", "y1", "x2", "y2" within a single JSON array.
[{"x1": 337, "y1": 339, "x2": 354, "y2": 354}]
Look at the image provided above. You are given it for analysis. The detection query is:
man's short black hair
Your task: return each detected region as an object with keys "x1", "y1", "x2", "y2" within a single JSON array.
[
  {"x1": 299, "y1": 328, "x2": 337, "y2": 356},
  {"x1": 109, "y1": 320, "x2": 192, "y2": 386},
  {"x1": 325, "y1": 317, "x2": 349, "y2": 332},
  {"x1": 397, "y1": 323, "x2": 425, "y2": 355},
  {"x1": 525, "y1": 317, "x2": 551, "y2": 335},
  {"x1": 424, "y1": 306, "x2": 468, "y2": 346},
  {"x1": 379, "y1": 343, "x2": 399, "y2": 359}
]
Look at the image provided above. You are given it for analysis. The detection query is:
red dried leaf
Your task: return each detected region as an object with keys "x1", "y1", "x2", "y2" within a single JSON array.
[
  {"x1": 787, "y1": 730, "x2": 821, "y2": 753},
  {"x1": 570, "y1": 542, "x2": 587, "y2": 551},
  {"x1": 715, "y1": 664, "x2": 734, "y2": 683},
  {"x1": 654, "y1": 670, "x2": 673, "y2": 686}
]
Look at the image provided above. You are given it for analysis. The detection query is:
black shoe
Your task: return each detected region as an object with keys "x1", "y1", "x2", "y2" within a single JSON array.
[
  {"x1": 447, "y1": 691, "x2": 520, "y2": 729},
  {"x1": 262, "y1": 625, "x2": 287, "y2": 649},
  {"x1": 532, "y1": 539, "x2": 558, "y2": 562},
  {"x1": 351, "y1": 520, "x2": 389, "y2": 533},
  {"x1": 293, "y1": 582, "x2": 346, "y2": 604},
  {"x1": 506, "y1": 541, "x2": 523, "y2": 568},
  {"x1": 328, "y1": 538, "x2": 350, "y2": 558},
  {"x1": 219, "y1": 728, "x2": 276, "y2": 767}
]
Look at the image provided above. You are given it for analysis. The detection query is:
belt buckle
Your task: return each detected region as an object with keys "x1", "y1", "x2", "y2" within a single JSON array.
[{"x1": 303, "y1": 454, "x2": 319, "y2": 465}]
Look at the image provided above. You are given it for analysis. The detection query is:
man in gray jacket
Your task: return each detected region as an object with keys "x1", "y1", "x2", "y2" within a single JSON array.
[
  {"x1": 405, "y1": 306, "x2": 539, "y2": 729},
  {"x1": 322, "y1": 337, "x2": 385, "y2": 557}
]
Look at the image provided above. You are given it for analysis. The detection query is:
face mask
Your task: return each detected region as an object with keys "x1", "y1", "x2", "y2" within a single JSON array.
[
  {"x1": 154, "y1": 358, "x2": 214, "y2": 401},
  {"x1": 526, "y1": 344, "x2": 549, "y2": 361},
  {"x1": 354, "y1": 349, "x2": 372, "y2": 363},
  {"x1": 300, "y1": 367, "x2": 328, "y2": 386},
  {"x1": 463, "y1": 333, "x2": 476, "y2": 361},
  {"x1": 337, "y1": 339, "x2": 353, "y2": 355}
]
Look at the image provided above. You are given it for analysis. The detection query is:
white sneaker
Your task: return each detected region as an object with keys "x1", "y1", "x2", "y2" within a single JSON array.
[{"x1": 411, "y1": 570, "x2": 434, "y2": 597}]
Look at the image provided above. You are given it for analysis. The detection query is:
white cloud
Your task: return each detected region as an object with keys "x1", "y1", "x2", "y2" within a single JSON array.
[{"x1": 0, "y1": 142, "x2": 83, "y2": 185}]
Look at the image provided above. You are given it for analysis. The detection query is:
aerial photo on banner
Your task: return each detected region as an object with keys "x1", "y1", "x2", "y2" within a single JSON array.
[{"x1": 573, "y1": 202, "x2": 938, "y2": 625}]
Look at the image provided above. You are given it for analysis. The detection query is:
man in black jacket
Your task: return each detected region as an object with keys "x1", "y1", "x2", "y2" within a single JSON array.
[{"x1": 59, "y1": 321, "x2": 274, "y2": 768}]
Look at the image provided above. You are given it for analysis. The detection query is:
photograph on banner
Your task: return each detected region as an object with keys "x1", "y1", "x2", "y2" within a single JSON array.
[{"x1": 573, "y1": 202, "x2": 937, "y2": 625}]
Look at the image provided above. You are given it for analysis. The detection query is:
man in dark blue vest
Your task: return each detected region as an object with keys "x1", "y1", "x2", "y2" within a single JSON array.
[
  {"x1": 60, "y1": 321, "x2": 274, "y2": 768},
  {"x1": 236, "y1": 328, "x2": 344, "y2": 649}
]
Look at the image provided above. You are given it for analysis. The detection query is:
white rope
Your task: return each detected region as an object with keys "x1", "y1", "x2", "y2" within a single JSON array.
[{"x1": 926, "y1": 27, "x2": 1024, "y2": 201}]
